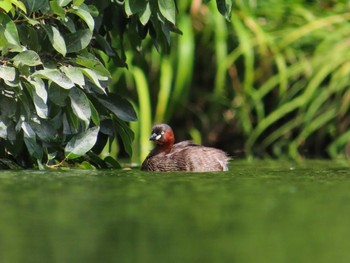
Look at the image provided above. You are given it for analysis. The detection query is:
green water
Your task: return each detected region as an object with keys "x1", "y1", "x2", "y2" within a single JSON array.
[{"x1": 1, "y1": 160, "x2": 350, "y2": 263}]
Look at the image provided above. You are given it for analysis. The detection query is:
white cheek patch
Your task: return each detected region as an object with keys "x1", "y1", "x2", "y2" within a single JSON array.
[{"x1": 155, "y1": 134, "x2": 162, "y2": 140}]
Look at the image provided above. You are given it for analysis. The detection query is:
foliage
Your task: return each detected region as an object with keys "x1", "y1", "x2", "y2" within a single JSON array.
[
  {"x1": 0, "y1": 0, "x2": 232, "y2": 168},
  {"x1": 112, "y1": 0, "x2": 350, "y2": 162}
]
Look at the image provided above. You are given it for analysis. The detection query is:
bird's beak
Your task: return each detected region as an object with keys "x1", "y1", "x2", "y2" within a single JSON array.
[
  {"x1": 149, "y1": 133, "x2": 158, "y2": 141},
  {"x1": 149, "y1": 133, "x2": 162, "y2": 141}
]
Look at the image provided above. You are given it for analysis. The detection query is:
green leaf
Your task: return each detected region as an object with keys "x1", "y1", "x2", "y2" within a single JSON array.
[
  {"x1": 73, "y1": 0, "x2": 84, "y2": 6},
  {"x1": 59, "y1": 16, "x2": 76, "y2": 33},
  {"x1": 65, "y1": 29, "x2": 92, "y2": 53},
  {"x1": 33, "y1": 68, "x2": 75, "y2": 89},
  {"x1": 216, "y1": 0, "x2": 232, "y2": 21},
  {"x1": 125, "y1": 0, "x2": 147, "y2": 16},
  {"x1": 69, "y1": 87, "x2": 91, "y2": 125},
  {"x1": 29, "y1": 119, "x2": 59, "y2": 143},
  {"x1": 28, "y1": 77, "x2": 48, "y2": 119},
  {"x1": 48, "y1": 82, "x2": 69, "y2": 106},
  {"x1": 97, "y1": 94, "x2": 137, "y2": 122},
  {"x1": 57, "y1": 0, "x2": 72, "y2": 7},
  {"x1": 79, "y1": 68, "x2": 108, "y2": 93},
  {"x1": 50, "y1": 0, "x2": 65, "y2": 17},
  {"x1": 115, "y1": 118, "x2": 134, "y2": 156},
  {"x1": 74, "y1": 53, "x2": 111, "y2": 77},
  {"x1": 0, "y1": 0, "x2": 13, "y2": 12},
  {"x1": 104, "y1": 156, "x2": 121, "y2": 169},
  {"x1": 0, "y1": 65, "x2": 16, "y2": 81},
  {"x1": 139, "y1": 3, "x2": 151, "y2": 25},
  {"x1": 43, "y1": 25, "x2": 67, "y2": 56},
  {"x1": 22, "y1": 121, "x2": 43, "y2": 160},
  {"x1": 60, "y1": 65, "x2": 85, "y2": 86},
  {"x1": 0, "y1": 13, "x2": 21, "y2": 48},
  {"x1": 12, "y1": 50, "x2": 42, "y2": 67},
  {"x1": 11, "y1": 0, "x2": 27, "y2": 13},
  {"x1": 158, "y1": 0, "x2": 176, "y2": 25},
  {"x1": 89, "y1": 100, "x2": 100, "y2": 125},
  {"x1": 69, "y1": 4, "x2": 94, "y2": 31},
  {"x1": 25, "y1": 0, "x2": 50, "y2": 13},
  {"x1": 65, "y1": 126, "x2": 99, "y2": 159}
]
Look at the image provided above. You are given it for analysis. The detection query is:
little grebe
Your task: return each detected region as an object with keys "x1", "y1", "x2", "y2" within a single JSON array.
[{"x1": 141, "y1": 124, "x2": 230, "y2": 172}]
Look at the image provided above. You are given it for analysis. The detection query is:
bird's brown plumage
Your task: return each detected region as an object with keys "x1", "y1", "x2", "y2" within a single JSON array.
[{"x1": 141, "y1": 124, "x2": 230, "y2": 172}]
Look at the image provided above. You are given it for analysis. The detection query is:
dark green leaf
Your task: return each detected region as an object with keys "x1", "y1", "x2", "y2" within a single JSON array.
[
  {"x1": 59, "y1": 16, "x2": 76, "y2": 33},
  {"x1": 115, "y1": 118, "x2": 134, "y2": 156},
  {"x1": 29, "y1": 120, "x2": 59, "y2": 143},
  {"x1": 69, "y1": 87, "x2": 91, "y2": 125},
  {"x1": 48, "y1": 82, "x2": 69, "y2": 106},
  {"x1": 125, "y1": 0, "x2": 147, "y2": 16},
  {"x1": 216, "y1": 0, "x2": 232, "y2": 21},
  {"x1": 89, "y1": 100, "x2": 100, "y2": 125},
  {"x1": 65, "y1": 29, "x2": 92, "y2": 53},
  {"x1": 12, "y1": 50, "x2": 42, "y2": 67},
  {"x1": 97, "y1": 94, "x2": 137, "y2": 122},
  {"x1": 65, "y1": 126, "x2": 99, "y2": 159},
  {"x1": 43, "y1": 25, "x2": 67, "y2": 56},
  {"x1": 73, "y1": 53, "x2": 111, "y2": 77},
  {"x1": 25, "y1": 0, "x2": 50, "y2": 13},
  {"x1": 95, "y1": 34, "x2": 116, "y2": 56},
  {"x1": 104, "y1": 156, "x2": 121, "y2": 169},
  {"x1": 22, "y1": 121, "x2": 43, "y2": 160}
]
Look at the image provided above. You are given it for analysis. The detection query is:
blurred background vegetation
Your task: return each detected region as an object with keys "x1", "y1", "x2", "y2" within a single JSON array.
[
  {"x1": 108, "y1": 0, "x2": 350, "y2": 164},
  {"x1": 1, "y1": 0, "x2": 350, "y2": 168}
]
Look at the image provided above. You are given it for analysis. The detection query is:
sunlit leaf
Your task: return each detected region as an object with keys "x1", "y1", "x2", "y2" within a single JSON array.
[
  {"x1": 33, "y1": 68, "x2": 74, "y2": 89},
  {"x1": 69, "y1": 87, "x2": 91, "y2": 125},
  {"x1": 28, "y1": 77, "x2": 48, "y2": 119},
  {"x1": 11, "y1": 0, "x2": 27, "y2": 13},
  {"x1": 69, "y1": 4, "x2": 94, "y2": 31},
  {"x1": 57, "y1": 0, "x2": 72, "y2": 7},
  {"x1": 12, "y1": 50, "x2": 42, "y2": 67},
  {"x1": 79, "y1": 68, "x2": 107, "y2": 93},
  {"x1": 61, "y1": 65, "x2": 85, "y2": 87},
  {"x1": 65, "y1": 126, "x2": 99, "y2": 159},
  {"x1": 0, "y1": 65, "x2": 16, "y2": 81},
  {"x1": 0, "y1": 0, "x2": 12, "y2": 13},
  {"x1": 139, "y1": 3, "x2": 151, "y2": 25},
  {"x1": 50, "y1": 0, "x2": 65, "y2": 17},
  {"x1": 158, "y1": 0, "x2": 176, "y2": 25},
  {"x1": 0, "y1": 12, "x2": 20, "y2": 48}
]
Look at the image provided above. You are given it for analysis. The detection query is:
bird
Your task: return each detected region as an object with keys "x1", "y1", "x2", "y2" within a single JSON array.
[{"x1": 141, "y1": 124, "x2": 230, "y2": 172}]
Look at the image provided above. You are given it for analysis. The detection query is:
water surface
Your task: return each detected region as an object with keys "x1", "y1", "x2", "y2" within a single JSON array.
[{"x1": 0, "y1": 160, "x2": 350, "y2": 263}]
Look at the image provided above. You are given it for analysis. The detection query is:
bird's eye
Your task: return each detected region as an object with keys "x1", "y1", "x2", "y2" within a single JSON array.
[{"x1": 161, "y1": 131, "x2": 165, "y2": 135}]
